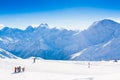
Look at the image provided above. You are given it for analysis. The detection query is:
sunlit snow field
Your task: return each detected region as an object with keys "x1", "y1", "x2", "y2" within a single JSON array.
[{"x1": 0, "y1": 59, "x2": 120, "y2": 80}]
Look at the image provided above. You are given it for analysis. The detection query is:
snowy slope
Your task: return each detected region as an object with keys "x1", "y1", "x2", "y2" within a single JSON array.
[
  {"x1": 0, "y1": 48, "x2": 19, "y2": 59},
  {"x1": 71, "y1": 19, "x2": 120, "y2": 60},
  {"x1": 0, "y1": 59, "x2": 120, "y2": 80},
  {"x1": 71, "y1": 38, "x2": 120, "y2": 61}
]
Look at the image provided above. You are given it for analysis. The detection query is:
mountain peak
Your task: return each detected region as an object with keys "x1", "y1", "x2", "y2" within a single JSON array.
[
  {"x1": 90, "y1": 19, "x2": 120, "y2": 29},
  {"x1": 38, "y1": 23, "x2": 49, "y2": 28},
  {"x1": 1, "y1": 27, "x2": 11, "y2": 30},
  {"x1": 25, "y1": 25, "x2": 34, "y2": 32},
  {"x1": 97, "y1": 19, "x2": 118, "y2": 24}
]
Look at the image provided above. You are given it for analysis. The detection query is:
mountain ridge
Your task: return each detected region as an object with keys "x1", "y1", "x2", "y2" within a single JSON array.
[
  {"x1": 0, "y1": 19, "x2": 120, "y2": 60},
  {"x1": 0, "y1": 48, "x2": 19, "y2": 59}
]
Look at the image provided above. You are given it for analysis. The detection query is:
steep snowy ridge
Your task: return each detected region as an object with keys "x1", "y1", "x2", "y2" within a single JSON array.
[
  {"x1": 0, "y1": 48, "x2": 19, "y2": 59},
  {"x1": 0, "y1": 19, "x2": 120, "y2": 60}
]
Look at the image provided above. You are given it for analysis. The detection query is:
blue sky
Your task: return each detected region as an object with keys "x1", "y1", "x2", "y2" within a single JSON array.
[{"x1": 0, "y1": 0, "x2": 120, "y2": 30}]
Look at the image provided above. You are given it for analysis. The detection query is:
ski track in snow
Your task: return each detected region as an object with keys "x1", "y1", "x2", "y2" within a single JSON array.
[{"x1": 0, "y1": 59, "x2": 120, "y2": 80}]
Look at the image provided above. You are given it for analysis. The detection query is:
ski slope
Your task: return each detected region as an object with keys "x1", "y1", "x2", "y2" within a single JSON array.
[{"x1": 0, "y1": 59, "x2": 120, "y2": 80}]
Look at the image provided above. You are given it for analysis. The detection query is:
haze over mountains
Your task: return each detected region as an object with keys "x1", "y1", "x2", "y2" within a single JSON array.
[{"x1": 0, "y1": 19, "x2": 120, "y2": 60}]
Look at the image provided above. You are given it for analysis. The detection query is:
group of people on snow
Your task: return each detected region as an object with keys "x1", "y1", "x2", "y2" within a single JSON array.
[{"x1": 14, "y1": 66, "x2": 25, "y2": 73}]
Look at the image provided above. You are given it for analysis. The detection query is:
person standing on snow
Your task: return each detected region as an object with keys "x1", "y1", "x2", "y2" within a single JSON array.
[
  {"x1": 18, "y1": 66, "x2": 21, "y2": 72},
  {"x1": 88, "y1": 62, "x2": 90, "y2": 68},
  {"x1": 22, "y1": 67, "x2": 25, "y2": 72},
  {"x1": 14, "y1": 67, "x2": 17, "y2": 73},
  {"x1": 33, "y1": 57, "x2": 36, "y2": 63}
]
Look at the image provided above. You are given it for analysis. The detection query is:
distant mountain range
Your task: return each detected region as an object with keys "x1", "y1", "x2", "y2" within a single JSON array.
[{"x1": 0, "y1": 19, "x2": 120, "y2": 60}]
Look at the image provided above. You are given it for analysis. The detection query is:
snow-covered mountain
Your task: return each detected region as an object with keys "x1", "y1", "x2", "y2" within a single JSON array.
[
  {"x1": 71, "y1": 19, "x2": 120, "y2": 60},
  {"x1": 0, "y1": 19, "x2": 120, "y2": 60},
  {"x1": 0, "y1": 24, "x2": 77, "y2": 59},
  {"x1": 0, "y1": 48, "x2": 18, "y2": 59}
]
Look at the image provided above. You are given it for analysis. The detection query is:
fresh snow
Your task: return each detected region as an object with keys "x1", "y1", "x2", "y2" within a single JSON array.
[
  {"x1": 0, "y1": 59, "x2": 120, "y2": 80},
  {"x1": 0, "y1": 37, "x2": 3, "y2": 41},
  {"x1": 102, "y1": 40, "x2": 112, "y2": 48},
  {"x1": 0, "y1": 48, "x2": 19, "y2": 59},
  {"x1": 0, "y1": 37, "x2": 16, "y2": 44},
  {"x1": 71, "y1": 49, "x2": 87, "y2": 59}
]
